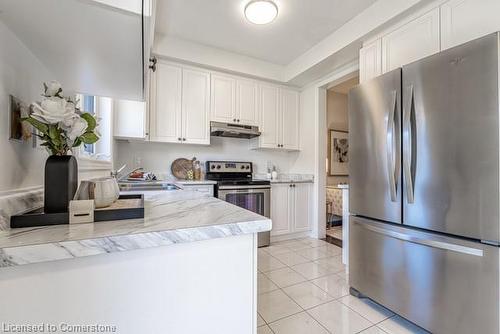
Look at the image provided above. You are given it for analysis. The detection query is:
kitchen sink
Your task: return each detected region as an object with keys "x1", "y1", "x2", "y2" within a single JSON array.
[{"x1": 118, "y1": 181, "x2": 180, "y2": 192}]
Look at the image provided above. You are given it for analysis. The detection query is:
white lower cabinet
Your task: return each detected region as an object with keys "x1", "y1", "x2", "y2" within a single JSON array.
[
  {"x1": 271, "y1": 183, "x2": 312, "y2": 236},
  {"x1": 149, "y1": 61, "x2": 210, "y2": 145},
  {"x1": 180, "y1": 184, "x2": 214, "y2": 196}
]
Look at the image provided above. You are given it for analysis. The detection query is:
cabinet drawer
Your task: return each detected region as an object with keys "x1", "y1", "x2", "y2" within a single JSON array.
[{"x1": 181, "y1": 185, "x2": 214, "y2": 196}]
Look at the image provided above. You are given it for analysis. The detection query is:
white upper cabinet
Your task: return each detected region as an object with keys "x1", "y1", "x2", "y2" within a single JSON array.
[
  {"x1": 149, "y1": 62, "x2": 182, "y2": 143},
  {"x1": 382, "y1": 8, "x2": 440, "y2": 72},
  {"x1": 149, "y1": 61, "x2": 210, "y2": 145},
  {"x1": 441, "y1": 0, "x2": 500, "y2": 50},
  {"x1": 211, "y1": 74, "x2": 236, "y2": 123},
  {"x1": 253, "y1": 84, "x2": 300, "y2": 151},
  {"x1": 280, "y1": 88, "x2": 300, "y2": 150},
  {"x1": 181, "y1": 68, "x2": 211, "y2": 145},
  {"x1": 114, "y1": 99, "x2": 148, "y2": 139},
  {"x1": 258, "y1": 84, "x2": 281, "y2": 148},
  {"x1": 359, "y1": 39, "x2": 382, "y2": 83},
  {"x1": 211, "y1": 74, "x2": 259, "y2": 126},
  {"x1": 236, "y1": 79, "x2": 259, "y2": 126},
  {"x1": 0, "y1": 0, "x2": 155, "y2": 101}
]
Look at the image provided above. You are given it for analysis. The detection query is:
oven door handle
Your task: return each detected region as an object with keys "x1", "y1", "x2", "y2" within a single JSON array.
[{"x1": 217, "y1": 185, "x2": 271, "y2": 191}]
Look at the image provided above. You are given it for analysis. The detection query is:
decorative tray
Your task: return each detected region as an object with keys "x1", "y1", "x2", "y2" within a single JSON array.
[{"x1": 10, "y1": 194, "x2": 144, "y2": 229}]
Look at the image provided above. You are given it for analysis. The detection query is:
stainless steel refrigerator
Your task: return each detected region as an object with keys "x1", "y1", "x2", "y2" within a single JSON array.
[{"x1": 348, "y1": 32, "x2": 500, "y2": 334}]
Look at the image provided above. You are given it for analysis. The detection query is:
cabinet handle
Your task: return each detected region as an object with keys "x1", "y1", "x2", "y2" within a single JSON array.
[
  {"x1": 178, "y1": 137, "x2": 182, "y2": 141},
  {"x1": 237, "y1": 119, "x2": 240, "y2": 122},
  {"x1": 182, "y1": 138, "x2": 186, "y2": 141},
  {"x1": 233, "y1": 118, "x2": 237, "y2": 122}
]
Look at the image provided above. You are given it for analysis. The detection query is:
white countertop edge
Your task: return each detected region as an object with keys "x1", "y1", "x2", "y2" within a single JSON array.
[{"x1": 0, "y1": 218, "x2": 271, "y2": 268}]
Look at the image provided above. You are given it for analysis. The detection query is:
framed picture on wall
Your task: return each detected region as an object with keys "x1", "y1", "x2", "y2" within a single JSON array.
[{"x1": 329, "y1": 129, "x2": 348, "y2": 176}]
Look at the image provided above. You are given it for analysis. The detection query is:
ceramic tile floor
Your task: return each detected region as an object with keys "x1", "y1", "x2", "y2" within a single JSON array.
[{"x1": 257, "y1": 237, "x2": 430, "y2": 334}]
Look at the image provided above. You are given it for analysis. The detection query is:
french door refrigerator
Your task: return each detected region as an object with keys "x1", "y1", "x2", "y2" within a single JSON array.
[{"x1": 348, "y1": 32, "x2": 500, "y2": 334}]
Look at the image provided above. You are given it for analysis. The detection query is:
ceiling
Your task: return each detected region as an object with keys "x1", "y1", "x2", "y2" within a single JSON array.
[{"x1": 155, "y1": 0, "x2": 378, "y2": 65}]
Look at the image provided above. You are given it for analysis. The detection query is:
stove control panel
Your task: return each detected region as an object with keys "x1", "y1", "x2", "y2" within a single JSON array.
[{"x1": 206, "y1": 161, "x2": 252, "y2": 173}]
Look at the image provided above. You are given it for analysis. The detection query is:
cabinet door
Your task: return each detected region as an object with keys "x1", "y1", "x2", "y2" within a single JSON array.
[
  {"x1": 271, "y1": 184, "x2": 291, "y2": 236},
  {"x1": 293, "y1": 183, "x2": 311, "y2": 232},
  {"x1": 211, "y1": 74, "x2": 236, "y2": 123},
  {"x1": 259, "y1": 84, "x2": 280, "y2": 149},
  {"x1": 181, "y1": 68, "x2": 210, "y2": 145},
  {"x1": 382, "y1": 8, "x2": 440, "y2": 72},
  {"x1": 236, "y1": 79, "x2": 259, "y2": 126},
  {"x1": 181, "y1": 185, "x2": 214, "y2": 196},
  {"x1": 441, "y1": 0, "x2": 500, "y2": 50},
  {"x1": 359, "y1": 39, "x2": 382, "y2": 83},
  {"x1": 114, "y1": 99, "x2": 147, "y2": 139},
  {"x1": 149, "y1": 63, "x2": 182, "y2": 143},
  {"x1": 280, "y1": 88, "x2": 300, "y2": 150}
]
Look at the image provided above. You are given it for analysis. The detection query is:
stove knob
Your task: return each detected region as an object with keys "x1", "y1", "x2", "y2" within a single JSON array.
[
  {"x1": 246, "y1": 166, "x2": 250, "y2": 170},
  {"x1": 216, "y1": 165, "x2": 221, "y2": 170},
  {"x1": 210, "y1": 165, "x2": 216, "y2": 170},
  {"x1": 241, "y1": 165, "x2": 245, "y2": 169}
]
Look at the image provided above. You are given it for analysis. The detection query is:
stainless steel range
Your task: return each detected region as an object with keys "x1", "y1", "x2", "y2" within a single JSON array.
[{"x1": 206, "y1": 161, "x2": 271, "y2": 247}]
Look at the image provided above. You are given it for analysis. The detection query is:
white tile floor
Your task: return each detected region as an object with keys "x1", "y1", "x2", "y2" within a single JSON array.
[{"x1": 257, "y1": 237, "x2": 430, "y2": 334}]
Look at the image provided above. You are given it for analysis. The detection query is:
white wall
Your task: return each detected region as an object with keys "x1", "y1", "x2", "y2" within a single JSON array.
[
  {"x1": 0, "y1": 21, "x2": 53, "y2": 192},
  {"x1": 326, "y1": 91, "x2": 349, "y2": 186},
  {"x1": 289, "y1": 86, "x2": 326, "y2": 239},
  {"x1": 114, "y1": 137, "x2": 294, "y2": 176}
]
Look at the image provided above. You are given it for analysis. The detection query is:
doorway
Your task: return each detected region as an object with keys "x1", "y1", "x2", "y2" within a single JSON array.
[{"x1": 324, "y1": 76, "x2": 358, "y2": 247}]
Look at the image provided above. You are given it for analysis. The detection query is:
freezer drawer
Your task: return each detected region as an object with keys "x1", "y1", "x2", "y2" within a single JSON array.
[{"x1": 350, "y1": 216, "x2": 499, "y2": 334}]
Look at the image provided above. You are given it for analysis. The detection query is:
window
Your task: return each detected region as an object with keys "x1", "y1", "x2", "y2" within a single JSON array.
[
  {"x1": 81, "y1": 95, "x2": 96, "y2": 155},
  {"x1": 75, "y1": 94, "x2": 112, "y2": 161}
]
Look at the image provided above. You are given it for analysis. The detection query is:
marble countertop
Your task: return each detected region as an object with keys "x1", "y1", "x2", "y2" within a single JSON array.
[
  {"x1": 0, "y1": 190, "x2": 271, "y2": 267},
  {"x1": 268, "y1": 179, "x2": 314, "y2": 184},
  {"x1": 254, "y1": 173, "x2": 314, "y2": 184},
  {"x1": 174, "y1": 179, "x2": 217, "y2": 185}
]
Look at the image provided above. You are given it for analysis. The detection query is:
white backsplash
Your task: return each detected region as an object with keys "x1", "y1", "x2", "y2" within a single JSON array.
[{"x1": 114, "y1": 136, "x2": 294, "y2": 177}]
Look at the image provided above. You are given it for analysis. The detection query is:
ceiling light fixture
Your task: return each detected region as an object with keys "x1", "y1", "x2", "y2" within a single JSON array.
[{"x1": 244, "y1": 0, "x2": 278, "y2": 25}]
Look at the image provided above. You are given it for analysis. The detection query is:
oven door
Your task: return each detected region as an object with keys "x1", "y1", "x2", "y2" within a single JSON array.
[{"x1": 217, "y1": 186, "x2": 270, "y2": 218}]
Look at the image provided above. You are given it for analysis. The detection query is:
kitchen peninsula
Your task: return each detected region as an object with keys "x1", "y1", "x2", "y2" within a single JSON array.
[{"x1": 0, "y1": 190, "x2": 271, "y2": 334}]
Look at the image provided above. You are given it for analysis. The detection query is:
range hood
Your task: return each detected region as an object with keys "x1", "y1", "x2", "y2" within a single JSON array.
[{"x1": 210, "y1": 122, "x2": 261, "y2": 139}]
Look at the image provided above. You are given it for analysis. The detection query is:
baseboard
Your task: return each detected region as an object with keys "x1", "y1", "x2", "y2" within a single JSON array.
[{"x1": 271, "y1": 231, "x2": 312, "y2": 243}]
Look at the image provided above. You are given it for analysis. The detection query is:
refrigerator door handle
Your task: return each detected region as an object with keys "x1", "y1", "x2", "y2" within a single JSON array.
[
  {"x1": 386, "y1": 90, "x2": 398, "y2": 202},
  {"x1": 403, "y1": 85, "x2": 415, "y2": 204},
  {"x1": 355, "y1": 221, "x2": 484, "y2": 257}
]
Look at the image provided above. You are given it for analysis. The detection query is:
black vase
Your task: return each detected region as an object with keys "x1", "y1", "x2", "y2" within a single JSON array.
[{"x1": 44, "y1": 155, "x2": 78, "y2": 213}]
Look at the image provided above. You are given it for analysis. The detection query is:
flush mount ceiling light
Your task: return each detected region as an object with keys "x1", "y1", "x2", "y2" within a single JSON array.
[{"x1": 244, "y1": 0, "x2": 278, "y2": 25}]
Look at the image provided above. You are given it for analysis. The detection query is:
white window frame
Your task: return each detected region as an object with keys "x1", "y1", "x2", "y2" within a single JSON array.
[{"x1": 74, "y1": 94, "x2": 113, "y2": 167}]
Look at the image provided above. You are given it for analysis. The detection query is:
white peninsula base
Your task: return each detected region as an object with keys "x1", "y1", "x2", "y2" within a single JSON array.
[{"x1": 0, "y1": 233, "x2": 258, "y2": 334}]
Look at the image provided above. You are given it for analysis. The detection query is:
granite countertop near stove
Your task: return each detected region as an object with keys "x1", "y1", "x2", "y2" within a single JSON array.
[
  {"x1": 0, "y1": 190, "x2": 271, "y2": 267},
  {"x1": 254, "y1": 174, "x2": 314, "y2": 184}
]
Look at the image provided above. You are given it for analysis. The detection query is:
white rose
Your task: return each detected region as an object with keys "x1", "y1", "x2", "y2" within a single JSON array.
[
  {"x1": 31, "y1": 97, "x2": 76, "y2": 124},
  {"x1": 61, "y1": 115, "x2": 88, "y2": 141},
  {"x1": 45, "y1": 81, "x2": 62, "y2": 97}
]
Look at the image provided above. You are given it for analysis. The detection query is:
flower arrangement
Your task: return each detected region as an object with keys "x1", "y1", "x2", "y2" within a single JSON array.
[{"x1": 23, "y1": 81, "x2": 99, "y2": 156}]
